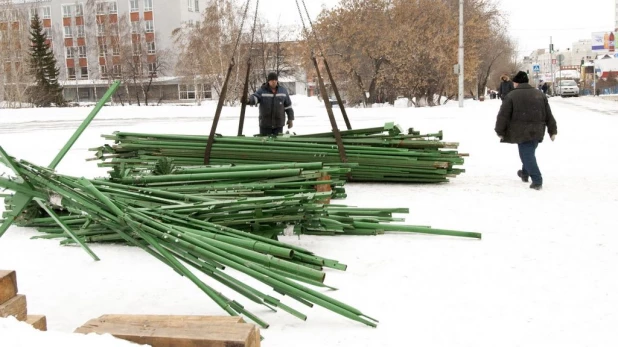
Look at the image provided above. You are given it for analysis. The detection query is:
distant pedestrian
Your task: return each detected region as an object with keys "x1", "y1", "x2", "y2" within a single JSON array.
[
  {"x1": 541, "y1": 82, "x2": 549, "y2": 95},
  {"x1": 499, "y1": 74, "x2": 514, "y2": 100},
  {"x1": 494, "y1": 71, "x2": 558, "y2": 190}
]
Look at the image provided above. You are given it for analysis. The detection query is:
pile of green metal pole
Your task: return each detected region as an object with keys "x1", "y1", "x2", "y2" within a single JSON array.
[
  {"x1": 90, "y1": 122, "x2": 466, "y2": 183},
  {"x1": 0, "y1": 148, "x2": 480, "y2": 328},
  {"x1": 106, "y1": 159, "x2": 350, "y2": 200}
]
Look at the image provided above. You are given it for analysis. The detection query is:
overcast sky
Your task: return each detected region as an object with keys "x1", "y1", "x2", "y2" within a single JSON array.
[{"x1": 265, "y1": 0, "x2": 616, "y2": 58}]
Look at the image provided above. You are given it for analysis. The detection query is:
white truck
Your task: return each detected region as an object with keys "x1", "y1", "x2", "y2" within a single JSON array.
[{"x1": 554, "y1": 80, "x2": 580, "y2": 97}]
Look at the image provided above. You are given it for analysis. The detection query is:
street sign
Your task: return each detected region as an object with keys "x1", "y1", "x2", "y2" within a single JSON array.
[
  {"x1": 532, "y1": 64, "x2": 540, "y2": 72},
  {"x1": 614, "y1": 53, "x2": 618, "y2": 58}
]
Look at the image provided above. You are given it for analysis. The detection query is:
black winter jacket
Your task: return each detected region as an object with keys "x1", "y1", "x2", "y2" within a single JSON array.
[
  {"x1": 499, "y1": 80, "x2": 514, "y2": 98},
  {"x1": 249, "y1": 83, "x2": 294, "y2": 128},
  {"x1": 495, "y1": 83, "x2": 558, "y2": 144}
]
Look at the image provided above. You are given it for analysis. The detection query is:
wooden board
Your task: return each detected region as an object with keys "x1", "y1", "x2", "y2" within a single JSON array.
[
  {"x1": 25, "y1": 315, "x2": 47, "y2": 331},
  {"x1": 0, "y1": 294, "x2": 27, "y2": 321},
  {"x1": 75, "y1": 315, "x2": 260, "y2": 347},
  {"x1": 0, "y1": 270, "x2": 18, "y2": 305},
  {"x1": 95, "y1": 314, "x2": 246, "y2": 327}
]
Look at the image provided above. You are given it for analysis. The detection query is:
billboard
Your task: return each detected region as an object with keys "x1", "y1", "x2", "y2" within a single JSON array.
[{"x1": 592, "y1": 32, "x2": 616, "y2": 51}]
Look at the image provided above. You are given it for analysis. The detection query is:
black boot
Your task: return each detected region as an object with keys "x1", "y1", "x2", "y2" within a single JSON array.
[
  {"x1": 530, "y1": 183, "x2": 542, "y2": 190},
  {"x1": 517, "y1": 170, "x2": 529, "y2": 182}
]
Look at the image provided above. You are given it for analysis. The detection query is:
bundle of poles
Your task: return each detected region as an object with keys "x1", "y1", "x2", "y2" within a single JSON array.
[
  {"x1": 90, "y1": 123, "x2": 466, "y2": 183},
  {"x1": 0, "y1": 147, "x2": 480, "y2": 328}
]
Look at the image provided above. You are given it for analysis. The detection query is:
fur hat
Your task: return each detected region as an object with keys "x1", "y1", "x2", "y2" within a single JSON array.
[
  {"x1": 512, "y1": 71, "x2": 529, "y2": 84},
  {"x1": 267, "y1": 72, "x2": 278, "y2": 81},
  {"x1": 501, "y1": 74, "x2": 509, "y2": 81}
]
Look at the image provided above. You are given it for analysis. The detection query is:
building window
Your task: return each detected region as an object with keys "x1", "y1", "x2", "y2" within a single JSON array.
[
  {"x1": 78, "y1": 46, "x2": 86, "y2": 58},
  {"x1": 80, "y1": 66, "x2": 89, "y2": 79},
  {"x1": 130, "y1": 0, "x2": 139, "y2": 12},
  {"x1": 179, "y1": 84, "x2": 211, "y2": 100},
  {"x1": 131, "y1": 22, "x2": 141, "y2": 33},
  {"x1": 97, "y1": 23, "x2": 105, "y2": 36},
  {"x1": 112, "y1": 44, "x2": 120, "y2": 56},
  {"x1": 147, "y1": 41, "x2": 155, "y2": 54},
  {"x1": 96, "y1": 3, "x2": 106, "y2": 14},
  {"x1": 144, "y1": 0, "x2": 153, "y2": 11},
  {"x1": 112, "y1": 64, "x2": 121, "y2": 77},
  {"x1": 194, "y1": 0, "x2": 199, "y2": 12},
  {"x1": 77, "y1": 25, "x2": 85, "y2": 37},
  {"x1": 75, "y1": 4, "x2": 84, "y2": 16},
  {"x1": 62, "y1": 5, "x2": 73, "y2": 18},
  {"x1": 42, "y1": 7, "x2": 51, "y2": 19},
  {"x1": 99, "y1": 44, "x2": 107, "y2": 56},
  {"x1": 67, "y1": 67, "x2": 76, "y2": 80},
  {"x1": 132, "y1": 42, "x2": 141, "y2": 55},
  {"x1": 100, "y1": 65, "x2": 108, "y2": 78},
  {"x1": 148, "y1": 62, "x2": 156, "y2": 75},
  {"x1": 66, "y1": 47, "x2": 75, "y2": 58},
  {"x1": 29, "y1": 8, "x2": 37, "y2": 21},
  {"x1": 63, "y1": 26, "x2": 73, "y2": 38},
  {"x1": 188, "y1": 0, "x2": 194, "y2": 12},
  {"x1": 145, "y1": 20, "x2": 154, "y2": 33}
]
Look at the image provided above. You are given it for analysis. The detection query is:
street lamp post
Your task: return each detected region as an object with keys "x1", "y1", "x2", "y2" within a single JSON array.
[{"x1": 458, "y1": 0, "x2": 464, "y2": 108}]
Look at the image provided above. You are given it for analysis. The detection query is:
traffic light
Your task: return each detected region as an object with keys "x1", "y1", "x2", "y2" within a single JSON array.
[{"x1": 549, "y1": 44, "x2": 554, "y2": 53}]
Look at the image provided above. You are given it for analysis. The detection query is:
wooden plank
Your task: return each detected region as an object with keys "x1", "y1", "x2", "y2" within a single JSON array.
[
  {"x1": 0, "y1": 270, "x2": 18, "y2": 305},
  {"x1": 0, "y1": 294, "x2": 27, "y2": 321},
  {"x1": 25, "y1": 315, "x2": 47, "y2": 331},
  {"x1": 96, "y1": 314, "x2": 245, "y2": 327},
  {"x1": 74, "y1": 315, "x2": 260, "y2": 347}
]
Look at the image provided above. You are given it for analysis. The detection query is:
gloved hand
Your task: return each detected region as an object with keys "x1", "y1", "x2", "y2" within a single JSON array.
[
  {"x1": 287, "y1": 120, "x2": 293, "y2": 129},
  {"x1": 550, "y1": 134, "x2": 556, "y2": 141}
]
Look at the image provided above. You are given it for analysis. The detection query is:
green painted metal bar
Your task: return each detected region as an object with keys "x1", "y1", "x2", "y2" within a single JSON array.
[
  {"x1": 34, "y1": 198, "x2": 100, "y2": 261},
  {"x1": 49, "y1": 80, "x2": 121, "y2": 170}
]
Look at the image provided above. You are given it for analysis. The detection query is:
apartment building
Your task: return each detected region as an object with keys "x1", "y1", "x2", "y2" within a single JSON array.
[{"x1": 3, "y1": 0, "x2": 205, "y2": 102}]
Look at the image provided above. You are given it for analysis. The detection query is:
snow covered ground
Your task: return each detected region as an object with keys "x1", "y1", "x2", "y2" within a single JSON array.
[{"x1": 1, "y1": 95, "x2": 617, "y2": 347}]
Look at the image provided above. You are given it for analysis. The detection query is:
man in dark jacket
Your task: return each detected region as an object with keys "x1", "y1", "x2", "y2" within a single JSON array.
[
  {"x1": 248, "y1": 72, "x2": 294, "y2": 136},
  {"x1": 499, "y1": 74, "x2": 514, "y2": 100},
  {"x1": 495, "y1": 71, "x2": 558, "y2": 190}
]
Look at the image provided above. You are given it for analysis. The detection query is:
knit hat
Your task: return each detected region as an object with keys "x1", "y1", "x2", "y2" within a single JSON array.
[
  {"x1": 512, "y1": 71, "x2": 529, "y2": 83},
  {"x1": 267, "y1": 72, "x2": 278, "y2": 81}
]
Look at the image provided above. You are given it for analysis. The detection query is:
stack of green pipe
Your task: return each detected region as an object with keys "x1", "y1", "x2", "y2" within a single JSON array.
[
  {"x1": 0, "y1": 151, "x2": 480, "y2": 328},
  {"x1": 90, "y1": 123, "x2": 465, "y2": 183},
  {"x1": 106, "y1": 160, "x2": 349, "y2": 200},
  {"x1": 1, "y1": 158, "x2": 377, "y2": 327}
]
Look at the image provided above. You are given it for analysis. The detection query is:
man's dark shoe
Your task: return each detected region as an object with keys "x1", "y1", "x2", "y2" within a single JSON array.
[
  {"x1": 530, "y1": 183, "x2": 542, "y2": 190},
  {"x1": 517, "y1": 170, "x2": 529, "y2": 182}
]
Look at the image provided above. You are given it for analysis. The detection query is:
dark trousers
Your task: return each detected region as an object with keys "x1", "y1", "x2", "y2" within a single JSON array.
[
  {"x1": 260, "y1": 126, "x2": 283, "y2": 136},
  {"x1": 518, "y1": 140, "x2": 542, "y2": 185}
]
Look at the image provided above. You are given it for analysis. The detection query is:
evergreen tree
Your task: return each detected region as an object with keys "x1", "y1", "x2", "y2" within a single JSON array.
[{"x1": 28, "y1": 12, "x2": 65, "y2": 107}]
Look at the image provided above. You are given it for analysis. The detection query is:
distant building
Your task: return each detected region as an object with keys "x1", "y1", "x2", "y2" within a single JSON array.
[{"x1": 2, "y1": 0, "x2": 206, "y2": 102}]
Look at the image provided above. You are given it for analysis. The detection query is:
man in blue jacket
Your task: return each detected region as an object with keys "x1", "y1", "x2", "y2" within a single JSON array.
[{"x1": 248, "y1": 72, "x2": 295, "y2": 136}]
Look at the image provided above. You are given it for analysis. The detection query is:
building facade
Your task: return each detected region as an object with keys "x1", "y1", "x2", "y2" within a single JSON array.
[{"x1": 3, "y1": 0, "x2": 205, "y2": 103}]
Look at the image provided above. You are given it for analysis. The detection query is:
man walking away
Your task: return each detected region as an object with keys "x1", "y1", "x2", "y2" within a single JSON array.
[
  {"x1": 495, "y1": 71, "x2": 558, "y2": 190},
  {"x1": 499, "y1": 74, "x2": 514, "y2": 100},
  {"x1": 248, "y1": 72, "x2": 294, "y2": 136}
]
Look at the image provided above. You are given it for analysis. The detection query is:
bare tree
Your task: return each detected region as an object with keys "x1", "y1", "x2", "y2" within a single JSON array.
[{"x1": 0, "y1": 1, "x2": 35, "y2": 108}]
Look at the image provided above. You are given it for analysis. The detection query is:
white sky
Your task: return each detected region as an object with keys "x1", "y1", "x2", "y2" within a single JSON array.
[{"x1": 266, "y1": 0, "x2": 616, "y2": 59}]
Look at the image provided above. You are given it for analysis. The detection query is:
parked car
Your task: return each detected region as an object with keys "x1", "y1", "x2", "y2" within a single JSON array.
[{"x1": 555, "y1": 80, "x2": 579, "y2": 97}]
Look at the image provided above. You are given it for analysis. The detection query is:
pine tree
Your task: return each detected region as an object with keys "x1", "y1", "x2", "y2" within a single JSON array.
[{"x1": 28, "y1": 12, "x2": 65, "y2": 107}]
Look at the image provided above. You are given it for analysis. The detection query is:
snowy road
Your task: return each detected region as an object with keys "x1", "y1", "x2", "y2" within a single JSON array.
[{"x1": 1, "y1": 95, "x2": 617, "y2": 347}]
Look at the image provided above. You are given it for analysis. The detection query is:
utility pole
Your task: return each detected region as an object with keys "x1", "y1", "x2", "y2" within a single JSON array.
[
  {"x1": 549, "y1": 36, "x2": 554, "y2": 95},
  {"x1": 458, "y1": 0, "x2": 464, "y2": 108}
]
